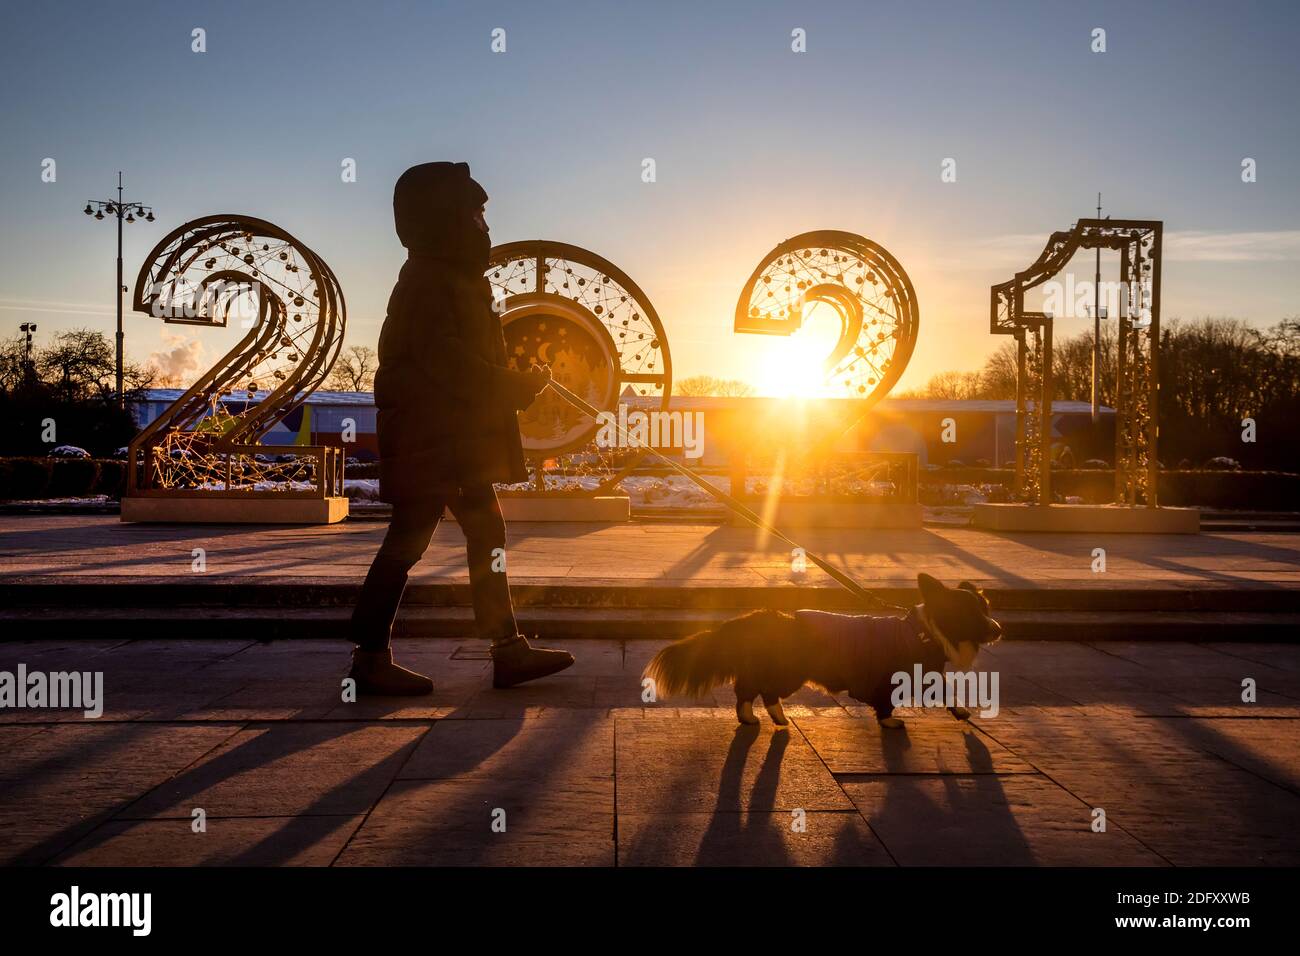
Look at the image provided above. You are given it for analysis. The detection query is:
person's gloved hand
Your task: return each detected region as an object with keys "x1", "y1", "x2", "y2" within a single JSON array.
[
  {"x1": 524, "y1": 363, "x2": 552, "y2": 393},
  {"x1": 510, "y1": 364, "x2": 551, "y2": 410}
]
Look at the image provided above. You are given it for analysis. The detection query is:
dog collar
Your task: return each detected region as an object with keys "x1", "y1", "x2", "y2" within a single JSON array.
[{"x1": 915, "y1": 605, "x2": 971, "y2": 667}]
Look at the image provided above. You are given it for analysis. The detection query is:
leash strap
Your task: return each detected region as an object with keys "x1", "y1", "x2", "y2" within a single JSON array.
[{"x1": 541, "y1": 378, "x2": 900, "y2": 612}]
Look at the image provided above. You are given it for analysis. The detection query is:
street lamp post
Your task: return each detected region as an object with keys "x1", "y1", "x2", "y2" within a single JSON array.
[
  {"x1": 1091, "y1": 193, "x2": 1102, "y2": 425},
  {"x1": 19, "y1": 322, "x2": 37, "y2": 388},
  {"x1": 84, "y1": 172, "x2": 155, "y2": 407}
]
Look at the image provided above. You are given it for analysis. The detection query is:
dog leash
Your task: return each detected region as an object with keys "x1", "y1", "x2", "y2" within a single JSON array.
[{"x1": 542, "y1": 377, "x2": 904, "y2": 613}]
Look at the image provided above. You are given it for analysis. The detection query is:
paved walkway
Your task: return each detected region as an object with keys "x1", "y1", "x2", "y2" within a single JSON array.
[
  {"x1": 1, "y1": 515, "x2": 1298, "y2": 592},
  {"x1": 2, "y1": 637, "x2": 1298, "y2": 866}
]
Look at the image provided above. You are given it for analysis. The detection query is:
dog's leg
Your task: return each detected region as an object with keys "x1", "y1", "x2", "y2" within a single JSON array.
[
  {"x1": 762, "y1": 695, "x2": 789, "y2": 727},
  {"x1": 735, "y1": 697, "x2": 759, "y2": 725},
  {"x1": 871, "y1": 695, "x2": 905, "y2": 729}
]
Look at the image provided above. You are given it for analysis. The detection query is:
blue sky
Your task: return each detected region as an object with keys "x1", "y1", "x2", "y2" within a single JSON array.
[{"x1": 1, "y1": 0, "x2": 1297, "y2": 393}]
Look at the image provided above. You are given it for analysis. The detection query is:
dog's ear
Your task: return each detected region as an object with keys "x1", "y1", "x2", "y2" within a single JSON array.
[
  {"x1": 957, "y1": 581, "x2": 990, "y2": 612},
  {"x1": 917, "y1": 573, "x2": 945, "y2": 605}
]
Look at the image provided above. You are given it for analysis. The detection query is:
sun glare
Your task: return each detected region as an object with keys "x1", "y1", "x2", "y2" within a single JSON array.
[{"x1": 751, "y1": 301, "x2": 843, "y2": 398}]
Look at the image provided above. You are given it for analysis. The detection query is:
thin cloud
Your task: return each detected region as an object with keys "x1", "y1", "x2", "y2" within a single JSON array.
[
  {"x1": 1164, "y1": 231, "x2": 1300, "y2": 262},
  {"x1": 0, "y1": 298, "x2": 116, "y2": 317},
  {"x1": 942, "y1": 230, "x2": 1300, "y2": 271}
]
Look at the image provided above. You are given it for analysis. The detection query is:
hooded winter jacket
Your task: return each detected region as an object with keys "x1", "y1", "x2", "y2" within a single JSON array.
[{"x1": 374, "y1": 162, "x2": 544, "y2": 503}]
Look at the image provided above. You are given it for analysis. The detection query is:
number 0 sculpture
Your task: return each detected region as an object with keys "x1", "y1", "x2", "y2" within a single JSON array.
[{"x1": 487, "y1": 240, "x2": 672, "y2": 491}]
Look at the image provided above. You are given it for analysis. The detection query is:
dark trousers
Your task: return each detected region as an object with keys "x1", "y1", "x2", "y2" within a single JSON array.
[{"x1": 351, "y1": 484, "x2": 518, "y2": 652}]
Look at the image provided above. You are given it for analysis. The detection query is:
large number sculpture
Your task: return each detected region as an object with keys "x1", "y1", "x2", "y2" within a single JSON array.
[
  {"x1": 122, "y1": 215, "x2": 348, "y2": 523},
  {"x1": 120, "y1": 219, "x2": 916, "y2": 520},
  {"x1": 991, "y1": 218, "x2": 1162, "y2": 506},
  {"x1": 487, "y1": 240, "x2": 672, "y2": 491},
  {"x1": 488, "y1": 231, "x2": 919, "y2": 493},
  {"x1": 735, "y1": 230, "x2": 919, "y2": 404}
]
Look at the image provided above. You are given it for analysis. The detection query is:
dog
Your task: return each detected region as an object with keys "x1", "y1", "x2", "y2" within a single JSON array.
[{"x1": 644, "y1": 573, "x2": 1002, "y2": 728}]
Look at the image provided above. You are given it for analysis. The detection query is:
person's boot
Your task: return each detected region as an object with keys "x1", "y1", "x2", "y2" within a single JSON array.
[
  {"x1": 491, "y1": 635, "x2": 574, "y2": 688},
  {"x1": 348, "y1": 648, "x2": 433, "y2": 696}
]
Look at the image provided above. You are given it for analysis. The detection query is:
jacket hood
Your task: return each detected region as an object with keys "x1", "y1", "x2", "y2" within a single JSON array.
[{"x1": 393, "y1": 162, "x2": 490, "y2": 271}]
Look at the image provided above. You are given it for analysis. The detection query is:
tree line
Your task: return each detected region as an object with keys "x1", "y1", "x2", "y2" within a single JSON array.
[
  {"x1": 4, "y1": 319, "x2": 1297, "y2": 469},
  {"x1": 899, "y1": 317, "x2": 1300, "y2": 470}
]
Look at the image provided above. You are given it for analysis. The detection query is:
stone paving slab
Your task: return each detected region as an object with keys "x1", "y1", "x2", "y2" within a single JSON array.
[
  {"x1": 1, "y1": 636, "x2": 1297, "y2": 866},
  {"x1": 119, "y1": 724, "x2": 427, "y2": 820},
  {"x1": 0, "y1": 723, "x2": 242, "y2": 865},
  {"x1": 791, "y1": 716, "x2": 1037, "y2": 775},
  {"x1": 841, "y1": 776, "x2": 1164, "y2": 866},
  {"x1": 617, "y1": 811, "x2": 892, "y2": 866},
  {"x1": 970, "y1": 714, "x2": 1300, "y2": 866},
  {"x1": 398, "y1": 714, "x2": 612, "y2": 782},
  {"x1": 614, "y1": 719, "x2": 856, "y2": 814},
  {"x1": 335, "y1": 778, "x2": 614, "y2": 866},
  {"x1": 52, "y1": 815, "x2": 364, "y2": 867}
]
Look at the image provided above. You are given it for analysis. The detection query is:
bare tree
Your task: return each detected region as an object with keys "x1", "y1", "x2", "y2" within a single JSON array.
[
  {"x1": 32, "y1": 329, "x2": 147, "y2": 401},
  {"x1": 0, "y1": 335, "x2": 29, "y2": 394},
  {"x1": 325, "y1": 345, "x2": 378, "y2": 392},
  {"x1": 897, "y1": 369, "x2": 986, "y2": 400},
  {"x1": 979, "y1": 341, "x2": 1019, "y2": 400},
  {"x1": 675, "y1": 375, "x2": 755, "y2": 397}
]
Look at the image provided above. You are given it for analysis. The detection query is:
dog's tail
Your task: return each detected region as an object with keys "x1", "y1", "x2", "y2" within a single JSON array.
[{"x1": 644, "y1": 610, "x2": 783, "y2": 699}]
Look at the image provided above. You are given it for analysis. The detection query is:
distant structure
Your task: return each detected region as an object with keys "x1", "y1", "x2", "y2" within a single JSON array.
[{"x1": 130, "y1": 389, "x2": 1112, "y2": 472}]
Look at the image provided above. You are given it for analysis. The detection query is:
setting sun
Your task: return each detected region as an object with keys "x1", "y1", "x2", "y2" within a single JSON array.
[{"x1": 750, "y1": 300, "x2": 847, "y2": 398}]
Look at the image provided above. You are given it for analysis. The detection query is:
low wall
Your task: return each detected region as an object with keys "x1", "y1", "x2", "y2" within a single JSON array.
[
  {"x1": 0, "y1": 457, "x2": 125, "y2": 500},
  {"x1": 920, "y1": 467, "x2": 1300, "y2": 510}
]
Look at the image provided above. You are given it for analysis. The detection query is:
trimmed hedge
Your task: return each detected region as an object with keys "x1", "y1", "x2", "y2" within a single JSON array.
[
  {"x1": 2, "y1": 455, "x2": 1297, "y2": 510},
  {"x1": 920, "y1": 467, "x2": 1300, "y2": 510},
  {"x1": 46, "y1": 458, "x2": 100, "y2": 498},
  {"x1": 0, "y1": 457, "x2": 126, "y2": 501},
  {"x1": 94, "y1": 460, "x2": 126, "y2": 496},
  {"x1": 0, "y1": 458, "x2": 52, "y2": 500}
]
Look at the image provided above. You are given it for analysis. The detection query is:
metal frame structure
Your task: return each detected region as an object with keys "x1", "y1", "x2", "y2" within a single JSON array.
[
  {"x1": 482, "y1": 230, "x2": 921, "y2": 499},
  {"x1": 734, "y1": 230, "x2": 920, "y2": 405},
  {"x1": 486, "y1": 240, "x2": 672, "y2": 492},
  {"x1": 991, "y1": 218, "x2": 1162, "y2": 506},
  {"x1": 126, "y1": 215, "x2": 347, "y2": 503}
]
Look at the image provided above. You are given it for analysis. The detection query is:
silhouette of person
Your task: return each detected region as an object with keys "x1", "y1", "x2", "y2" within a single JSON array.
[{"x1": 348, "y1": 162, "x2": 574, "y2": 694}]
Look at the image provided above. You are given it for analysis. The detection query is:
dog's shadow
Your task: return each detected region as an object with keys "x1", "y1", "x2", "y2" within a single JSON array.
[
  {"x1": 871, "y1": 716, "x2": 1038, "y2": 865},
  {"x1": 693, "y1": 724, "x2": 794, "y2": 865}
]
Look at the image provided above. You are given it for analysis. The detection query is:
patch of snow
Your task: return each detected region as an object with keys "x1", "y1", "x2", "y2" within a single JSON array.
[{"x1": 48, "y1": 445, "x2": 90, "y2": 458}]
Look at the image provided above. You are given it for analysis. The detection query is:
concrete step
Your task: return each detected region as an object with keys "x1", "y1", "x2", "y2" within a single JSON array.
[
  {"x1": 0, "y1": 605, "x2": 1296, "y2": 642},
  {"x1": 3, "y1": 579, "x2": 1299, "y2": 612}
]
